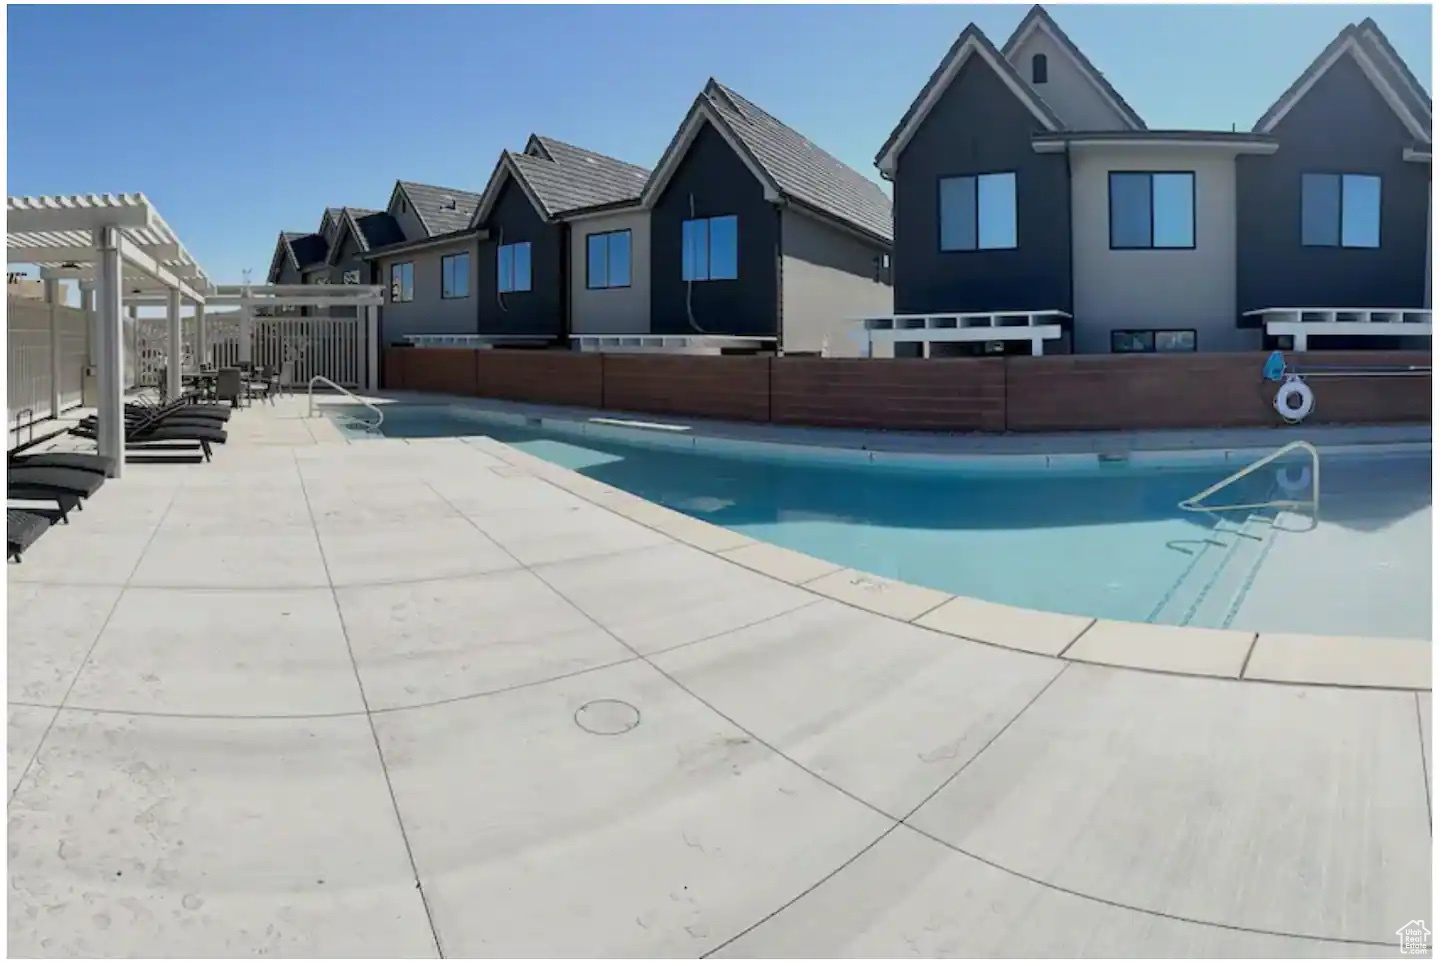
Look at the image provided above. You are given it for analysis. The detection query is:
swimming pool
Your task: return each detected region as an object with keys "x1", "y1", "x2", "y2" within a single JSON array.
[{"x1": 336, "y1": 404, "x2": 1432, "y2": 641}]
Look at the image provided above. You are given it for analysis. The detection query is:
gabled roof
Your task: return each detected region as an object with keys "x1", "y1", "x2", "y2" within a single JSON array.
[
  {"x1": 1355, "y1": 17, "x2": 1432, "y2": 122},
  {"x1": 1253, "y1": 20, "x2": 1430, "y2": 143},
  {"x1": 266, "y1": 231, "x2": 330, "y2": 283},
  {"x1": 324, "y1": 207, "x2": 403, "y2": 265},
  {"x1": 469, "y1": 135, "x2": 651, "y2": 226},
  {"x1": 267, "y1": 232, "x2": 304, "y2": 283},
  {"x1": 1001, "y1": 5, "x2": 1147, "y2": 131},
  {"x1": 394, "y1": 181, "x2": 482, "y2": 237},
  {"x1": 643, "y1": 80, "x2": 894, "y2": 244},
  {"x1": 875, "y1": 24, "x2": 1064, "y2": 177}
]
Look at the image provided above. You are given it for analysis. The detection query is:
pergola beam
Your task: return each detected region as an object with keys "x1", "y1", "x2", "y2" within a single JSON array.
[
  {"x1": 7, "y1": 194, "x2": 153, "y2": 233},
  {"x1": 117, "y1": 235, "x2": 203, "y2": 304}
]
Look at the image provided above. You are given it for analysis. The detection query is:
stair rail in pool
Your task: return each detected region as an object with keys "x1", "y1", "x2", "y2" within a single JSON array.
[
  {"x1": 1178, "y1": 440, "x2": 1320, "y2": 515},
  {"x1": 307, "y1": 375, "x2": 384, "y2": 432}
]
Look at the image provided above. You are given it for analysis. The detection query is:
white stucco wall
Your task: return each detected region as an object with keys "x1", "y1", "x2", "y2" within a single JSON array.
[
  {"x1": 1070, "y1": 145, "x2": 1260, "y2": 354},
  {"x1": 1007, "y1": 29, "x2": 1132, "y2": 131},
  {"x1": 568, "y1": 209, "x2": 651, "y2": 335},
  {"x1": 780, "y1": 209, "x2": 893, "y2": 355}
]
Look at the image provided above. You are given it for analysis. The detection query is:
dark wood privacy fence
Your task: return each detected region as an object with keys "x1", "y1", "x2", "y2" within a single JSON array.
[{"x1": 383, "y1": 348, "x2": 1431, "y2": 432}]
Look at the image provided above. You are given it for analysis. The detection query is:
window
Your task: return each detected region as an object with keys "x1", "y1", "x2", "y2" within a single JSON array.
[
  {"x1": 681, "y1": 215, "x2": 738, "y2": 281},
  {"x1": 586, "y1": 230, "x2": 632, "y2": 289},
  {"x1": 341, "y1": 269, "x2": 361, "y2": 285},
  {"x1": 1032, "y1": 53, "x2": 1048, "y2": 84},
  {"x1": 498, "y1": 242, "x2": 532, "y2": 294},
  {"x1": 1301, "y1": 173, "x2": 1381, "y2": 248},
  {"x1": 441, "y1": 253, "x2": 470, "y2": 299},
  {"x1": 1109, "y1": 172, "x2": 1195, "y2": 249},
  {"x1": 389, "y1": 262, "x2": 413, "y2": 302},
  {"x1": 1111, "y1": 329, "x2": 1197, "y2": 353},
  {"x1": 939, "y1": 172, "x2": 1017, "y2": 251}
]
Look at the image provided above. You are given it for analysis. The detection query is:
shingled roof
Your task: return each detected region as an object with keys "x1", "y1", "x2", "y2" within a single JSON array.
[
  {"x1": 267, "y1": 231, "x2": 330, "y2": 282},
  {"x1": 397, "y1": 181, "x2": 482, "y2": 237},
  {"x1": 700, "y1": 80, "x2": 893, "y2": 243},
  {"x1": 472, "y1": 136, "x2": 651, "y2": 225}
]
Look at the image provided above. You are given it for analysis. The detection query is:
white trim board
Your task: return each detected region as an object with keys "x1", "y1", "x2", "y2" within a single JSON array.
[
  {"x1": 1256, "y1": 31, "x2": 1430, "y2": 144},
  {"x1": 1002, "y1": 10, "x2": 1144, "y2": 131},
  {"x1": 875, "y1": 28, "x2": 1062, "y2": 178},
  {"x1": 640, "y1": 96, "x2": 781, "y2": 209}
]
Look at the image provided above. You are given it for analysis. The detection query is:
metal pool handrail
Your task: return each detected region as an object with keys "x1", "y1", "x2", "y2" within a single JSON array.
[
  {"x1": 307, "y1": 375, "x2": 384, "y2": 432},
  {"x1": 1178, "y1": 440, "x2": 1320, "y2": 515}
]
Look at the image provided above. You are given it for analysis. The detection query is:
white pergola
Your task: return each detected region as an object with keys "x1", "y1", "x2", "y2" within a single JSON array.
[{"x1": 8, "y1": 194, "x2": 214, "y2": 477}]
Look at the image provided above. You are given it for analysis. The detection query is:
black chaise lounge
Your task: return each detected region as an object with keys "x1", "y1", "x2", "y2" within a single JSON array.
[
  {"x1": 7, "y1": 509, "x2": 52, "y2": 562},
  {"x1": 71, "y1": 410, "x2": 228, "y2": 462},
  {"x1": 9, "y1": 451, "x2": 116, "y2": 475},
  {"x1": 8, "y1": 465, "x2": 106, "y2": 522}
]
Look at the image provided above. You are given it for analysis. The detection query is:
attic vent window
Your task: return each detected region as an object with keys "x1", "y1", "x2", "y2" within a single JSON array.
[{"x1": 1032, "y1": 53, "x2": 1048, "y2": 84}]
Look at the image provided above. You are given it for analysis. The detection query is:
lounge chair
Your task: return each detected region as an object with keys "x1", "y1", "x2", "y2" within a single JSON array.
[
  {"x1": 8, "y1": 465, "x2": 106, "y2": 522},
  {"x1": 8, "y1": 509, "x2": 52, "y2": 562},
  {"x1": 70, "y1": 417, "x2": 226, "y2": 462},
  {"x1": 9, "y1": 451, "x2": 116, "y2": 475}
]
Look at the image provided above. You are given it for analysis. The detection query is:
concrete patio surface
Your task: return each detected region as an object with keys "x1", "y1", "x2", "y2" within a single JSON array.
[{"x1": 6, "y1": 397, "x2": 1432, "y2": 958}]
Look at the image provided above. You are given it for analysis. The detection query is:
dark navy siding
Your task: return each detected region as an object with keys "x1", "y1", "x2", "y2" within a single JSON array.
[
  {"x1": 650, "y1": 122, "x2": 780, "y2": 337},
  {"x1": 1237, "y1": 53, "x2": 1430, "y2": 323},
  {"x1": 476, "y1": 178, "x2": 566, "y2": 340},
  {"x1": 891, "y1": 56, "x2": 1072, "y2": 315}
]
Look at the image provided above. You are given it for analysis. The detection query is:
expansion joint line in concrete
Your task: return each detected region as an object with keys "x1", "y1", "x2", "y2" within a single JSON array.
[{"x1": 295, "y1": 452, "x2": 446, "y2": 960}]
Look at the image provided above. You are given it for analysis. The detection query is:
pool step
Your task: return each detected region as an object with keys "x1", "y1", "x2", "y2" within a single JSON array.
[
  {"x1": 1149, "y1": 513, "x2": 1274, "y2": 628},
  {"x1": 1180, "y1": 512, "x2": 1278, "y2": 629}
]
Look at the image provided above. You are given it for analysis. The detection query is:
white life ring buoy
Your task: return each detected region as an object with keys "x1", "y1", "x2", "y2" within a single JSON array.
[
  {"x1": 1273, "y1": 377, "x2": 1315, "y2": 423},
  {"x1": 1275, "y1": 463, "x2": 1312, "y2": 495}
]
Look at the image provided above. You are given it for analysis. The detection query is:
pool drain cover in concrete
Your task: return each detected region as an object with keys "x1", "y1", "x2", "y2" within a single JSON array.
[{"x1": 575, "y1": 699, "x2": 641, "y2": 736}]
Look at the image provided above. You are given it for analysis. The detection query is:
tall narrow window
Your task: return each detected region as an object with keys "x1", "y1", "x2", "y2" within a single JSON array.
[
  {"x1": 498, "y1": 242, "x2": 532, "y2": 293},
  {"x1": 586, "y1": 230, "x2": 632, "y2": 289},
  {"x1": 1302, "y1": 173, "x2": 1381, "y2": 248},
  {"x1": 681, "y1": 215, "x2": 738, "y2": 281},
  {"x1": 1032, "y1": 53, "x2": 1048, "y2": 84},
  {"x1": 441, "y1": 252, "x2": 470, "y2": 299},
  {"x1": 389, "y1": 262, "x2": 414, "y2": 303},
  {"x1": 1108, "y1": 172, "x2": 1196, "y2": 249},
  {"x1": 939, "y1": 172, "x2": 1017, "y2": 251}
]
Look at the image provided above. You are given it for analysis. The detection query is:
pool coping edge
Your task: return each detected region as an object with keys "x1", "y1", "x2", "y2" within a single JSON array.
[{"x1": 462, "y1": 433, "x2": 1432, "y2": 694}]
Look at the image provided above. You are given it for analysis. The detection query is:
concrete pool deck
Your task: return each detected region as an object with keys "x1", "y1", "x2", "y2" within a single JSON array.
[{"x1": 7, "y1": 396, "x2": 1432, "y2": 957}]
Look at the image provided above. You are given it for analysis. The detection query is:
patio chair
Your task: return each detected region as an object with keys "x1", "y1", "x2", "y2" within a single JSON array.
[
  {"x1": 9, "y1": 451, "x2": 116, "y2": 475},
  {"x1": 215, "y1": 368, "x2": 244, "y2": 408},
  {"x1": 70, "y1": 411, "x2": 228, "y2": 462},
  {"x1": 7, "y1": 509, "x2": 52, "y2": 562},
  {"x1": 8, "y1": 465, "x2": 106, "y2": 522}
]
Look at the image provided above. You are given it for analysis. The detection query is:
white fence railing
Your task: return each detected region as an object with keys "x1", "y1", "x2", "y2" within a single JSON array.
[
  {"x1": 136, "y1": 316, "x2": 368, "y2": 389},
  {"x1": 7, "y1": 296, "x2": 89, "y2": 434}
]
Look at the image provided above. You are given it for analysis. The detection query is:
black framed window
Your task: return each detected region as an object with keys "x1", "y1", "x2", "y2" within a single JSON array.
[
  {"x1": 939, "y1": 172, "x2": 1017, "y2": 251},
  {"x1": 1109, "y1": 172, "x2": 1195, "y2": 249},
  {"x1": 498, "y1": 242, "x2": 532, "y2": 294},
  {"x1": 441, "y1": 253, "x2": 470, "y2": 299},
  {"x1": 389, "y1": 262, "x2": 413, "y2": 303},
  {"x1": 1032, "y1": 53, "x2": 1048, "y2": 84},
  {"x1": 1301, "y1": 173, "x2": 1381, "y2": 248},
  {"x1": 586, "y1": 230, "x2": 632, "y2": 289},
  {"x1": 681, "y1": 215, "x2": 738, "y2": 281},
  {"x1": 1111, "y1": 329, "x2": 1197, "y2": 353}
]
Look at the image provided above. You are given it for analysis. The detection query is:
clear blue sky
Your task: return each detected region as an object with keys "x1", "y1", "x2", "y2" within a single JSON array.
[{"x1": 8, "y1": 3, "x2": 1431, "y2": 286}]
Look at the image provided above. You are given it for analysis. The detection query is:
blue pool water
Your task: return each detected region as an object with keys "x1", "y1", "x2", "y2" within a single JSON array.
[{"x1": 340, "y1": 405, "x2": 1433, "y2": 639}]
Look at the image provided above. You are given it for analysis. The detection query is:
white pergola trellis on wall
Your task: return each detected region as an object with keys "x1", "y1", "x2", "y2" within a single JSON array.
[{"x1": 7, "y1": 193, "x2": 215, "y2": 478}]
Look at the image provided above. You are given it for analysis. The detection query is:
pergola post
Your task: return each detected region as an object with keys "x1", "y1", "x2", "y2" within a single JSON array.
[
  {"x1": 166, "y1": 286, "x2": 183, "y2": 398},
  {"x1": 79, "y1": 281, "x2": 96, "y2": 367},
  {"x1": 238, "y1": 286, "x2": 253, "y2": 363},
  {"x1": 93, "y1": 226, "x2": 125, "y2": 478},
  {"x1": 195, "y1": 299, "x2": 208, "y2": 367},
  {"x1": 366, "y1": 304, "x2": 379, "y2": 390},
  {"x1": 127, "y1": 303, "x2": 140, "y2": 391},
  {"x1": 43, "y1": 278, "x2": 62, "y2": 417}
]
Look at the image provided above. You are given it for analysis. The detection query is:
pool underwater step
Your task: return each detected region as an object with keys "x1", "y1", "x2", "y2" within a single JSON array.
[{"x1": 1149, "y1": 512, "x2": 1278, "y2": 629}]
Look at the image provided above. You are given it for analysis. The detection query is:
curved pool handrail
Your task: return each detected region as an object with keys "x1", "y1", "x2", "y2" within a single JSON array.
[
  {"x1": 1179, "y1": 440, "x2": 1319, "y2": 515},
  {"x1": 307, "y1": 375, "x2": 383, "y2": 432}
]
